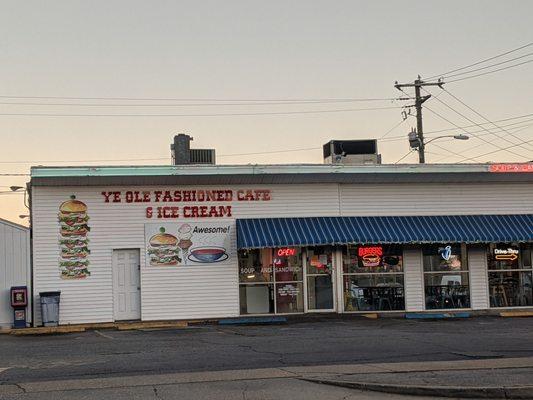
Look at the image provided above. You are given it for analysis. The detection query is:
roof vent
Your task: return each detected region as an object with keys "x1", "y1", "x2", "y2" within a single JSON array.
[
  {"x1": 323, "y1": 139, "x2": 381, "y2": 165},
  {"x1": 171, "y1": 134, "x2": 216, "y2": 165}
]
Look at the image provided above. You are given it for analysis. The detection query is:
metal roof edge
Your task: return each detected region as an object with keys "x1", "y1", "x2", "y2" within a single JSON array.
[{"x1": 0, "y1": 217, "x2": 30, "y2": 231}]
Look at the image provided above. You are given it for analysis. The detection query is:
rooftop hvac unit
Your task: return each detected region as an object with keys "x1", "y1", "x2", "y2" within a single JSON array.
[
  {"x1": 190, "y1": 149, "x2": 216, "y2": 164},
  {"x1": 171, "y1": 134, "x2": 216, "y2": 165},
  {"x1": 323, "y1": 139, "x2": 381, "y2": 165}
]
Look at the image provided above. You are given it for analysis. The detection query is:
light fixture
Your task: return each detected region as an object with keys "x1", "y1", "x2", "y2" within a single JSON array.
[
  {"x1": 10, "y1": 186, "x2": 24, "y2": 192},
  {"x1": 452, "y1": 134, "x2": 469, "y2": 140}
]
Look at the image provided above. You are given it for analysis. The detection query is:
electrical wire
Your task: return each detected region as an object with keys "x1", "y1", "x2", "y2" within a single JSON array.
[
  {"x1": 0, "y1": 99, "x2": 400, "y2": 107},
  {"x1": 441, "y1": 87, "x2": 533, "y2": 151},
  {"x1": 394, "y1": 149, "x2": 415, "y2": 164},
  {"x1": 0, "y1": 105, "x2": 401, "y2": 117},
  {"x1": 419, "y1": 113, "x2": 533, "y2": 136},
  {"x1": 380, "y1": 118, "x2": 533, "y2": 143},
  {"x1": 379, "y1": 118, "x2": 408, "y2": 139},
  {"x1": 0, "y1": 95, "x2": 398, "y2": 102},
  {"x1": 446, "y1": 59, "x2": 533, "y2": 83},
  {"x1": 421, "y1": 87, "x2": 527, "y2": 151},
  {"x1": 458, "y1": 130, "x2": 533, "y2": 163},
  {"x1": 424, "y1": 105, "x2": 530, "y2": 160},
  {"x1": 425, "y1": 42, "x2": 533, "y2": 80},
  {"x1": 441, "y1": 52, "x2": 533, "y2": 80}
]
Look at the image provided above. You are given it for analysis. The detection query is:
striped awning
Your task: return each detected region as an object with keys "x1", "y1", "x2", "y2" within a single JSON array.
[{"x1": 236, "y1": 214, "x2": 533, "y2": 249}]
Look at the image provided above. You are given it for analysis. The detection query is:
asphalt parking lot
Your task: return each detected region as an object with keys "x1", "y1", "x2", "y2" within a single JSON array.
[{"x1": 1, "y1": 316, "x2": 532, "y2": 384}]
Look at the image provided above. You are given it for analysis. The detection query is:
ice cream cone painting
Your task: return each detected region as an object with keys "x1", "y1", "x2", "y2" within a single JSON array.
[
  {"x1": 177, "y1": 224, "x2": 193, "y2": 265},
  {"x1": 58, "y1": 195, "x2": 91, "y2": 279}
]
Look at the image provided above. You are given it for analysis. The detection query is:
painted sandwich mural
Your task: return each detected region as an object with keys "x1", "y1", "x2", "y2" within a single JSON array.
[
  {"x1": 147, "y1": 227, "x2": 181, "y2": 266},
  {"x1": 58, "y1": 195, "x2": 91, "y2": 279}
]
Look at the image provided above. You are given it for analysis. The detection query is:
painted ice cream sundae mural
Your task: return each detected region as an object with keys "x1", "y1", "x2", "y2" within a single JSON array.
[
  {"x1": 147, "y1": 227, "x2": 181, "y2": 266},
  {"x1": 58, "y1": 195, "x2": 91, "y2": 279},
  {"x1": 177, "y1": 224, "x2": 193, "y2": 265}
]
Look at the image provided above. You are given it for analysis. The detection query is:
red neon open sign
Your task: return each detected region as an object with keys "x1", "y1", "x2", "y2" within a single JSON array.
[{"x1": 277, "y1": 248, "x2": 296, "y2": 257}]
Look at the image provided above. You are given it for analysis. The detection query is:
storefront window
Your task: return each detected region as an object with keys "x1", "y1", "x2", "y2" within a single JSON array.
[
  {"x1": 238, "y1": 248, "x2": 304, "y2": 314},
  {"x1": 488, "y1": 244, "x2": 533, "y2": 308},
  {"x1": 342, "y1": 245, "x2": 405, "y2": 311},
  {"x1": 423, "y1": 244, "x2": 470, "y2": 309}
]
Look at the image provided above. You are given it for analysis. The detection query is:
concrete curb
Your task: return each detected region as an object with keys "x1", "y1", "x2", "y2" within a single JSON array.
[
  {"x1": 500, "y1": 311, "x2": 533, "y2": 317},
  {"x1": 7, "y1": 320, "x2": 188, "y2": 335},
  {"x1": 302, "y1": 378, "x2": 533, "y2": 399}
]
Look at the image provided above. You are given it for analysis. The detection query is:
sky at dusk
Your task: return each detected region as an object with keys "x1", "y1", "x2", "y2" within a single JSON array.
[{"x1": 1, "y1": 0, "x2": 532, "y2": 223}]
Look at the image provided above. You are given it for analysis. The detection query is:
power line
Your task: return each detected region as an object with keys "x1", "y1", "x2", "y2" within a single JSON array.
[
  {"x1": 0, "y1": 99, "x2": 402, "y2": 107},
  {"x1": 424, "y1": 105, "x2": 530, "y2": 160},
  {"x1": 0, "y1": 174, "x2": 29, "y2": 176},
  {"x1": 446, "y1": 59, "x2": 533, "y2": 83},
  {"x1": 441, "y1": 52, "x2": 533, "y2": 80},
  {"x1": 379, "y1": 118, "x2": 408, "y2": 140},
  {"x1": 441, "y1": 87, "x2": 533, "y2": 151},
  {"x1": 394, "y1": 149, "x2": 415, "y2": 164},
  {"x1": 0, "y1": 95, "x2": 398, "y2": 102},
  {"x1": 0, "y1": 105, "x2": 401, "y2": 117},
  {"x1": 425, "y1": 42, "x2": 533, "y2": 80},
  {"x1": 418, "y1": 113, "x2": 533, "y2": 136},
  {"x1": 380, "y1": 118, "x2": 533, "y2": 142},
  {"x1": 422, "y1": 87, "x2": 526, "y2": 150},
  {"x1": 458, "y1": 133, "x2": 533, "y2": 163}
]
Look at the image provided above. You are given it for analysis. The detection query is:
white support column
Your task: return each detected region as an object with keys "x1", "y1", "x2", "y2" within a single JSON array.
[
  {"x1": 335, "y1": 248, "x2": 344, "y2": 313},
  {"x1": 404, "y1": 248, "x2": 425, "y2": 312},
  {"x1": 468, "y1": 247, "x2": 490, "y2": 310}
]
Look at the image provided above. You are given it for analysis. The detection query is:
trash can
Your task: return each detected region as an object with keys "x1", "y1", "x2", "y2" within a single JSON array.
[{"x1": 39, "y1": 291, "x2": 61, "y2": 327}]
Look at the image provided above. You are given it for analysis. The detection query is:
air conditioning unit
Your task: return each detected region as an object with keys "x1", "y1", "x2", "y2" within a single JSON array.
[
  {"x1": 190, "y1": 149, "x2": 216, "y2": 164},
  {"x1": 323, "y1": 139, "x2": 381, "y2": 165}
]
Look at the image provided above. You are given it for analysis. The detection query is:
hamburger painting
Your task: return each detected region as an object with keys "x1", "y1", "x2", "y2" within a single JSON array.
[
  {"x1": 147, "y1": 227, "x2": 181, "y2": 266},
  {"x1": 58, "y1": 195, "x2": 91, "y2": 279}
]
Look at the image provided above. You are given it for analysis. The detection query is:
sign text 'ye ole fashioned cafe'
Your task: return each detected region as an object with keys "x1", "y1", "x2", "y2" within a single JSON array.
[{"x1": 101, "y1": 189, "x2": 271, "y2": 219}]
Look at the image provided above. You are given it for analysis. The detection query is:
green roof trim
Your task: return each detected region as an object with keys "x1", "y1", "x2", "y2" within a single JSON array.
[{"x1": 30, "y1": 163, "x2": 493, "y2": 178}]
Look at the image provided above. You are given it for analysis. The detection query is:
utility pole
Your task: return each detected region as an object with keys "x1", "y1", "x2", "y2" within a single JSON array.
[{"x1": 395, "y1": 77, "x2": 444, "y2": 163}]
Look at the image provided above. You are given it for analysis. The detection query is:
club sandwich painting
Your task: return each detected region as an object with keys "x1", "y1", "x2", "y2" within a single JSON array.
[{"x1": 57, "y1": 195, "x2": 91, "y2": 279}]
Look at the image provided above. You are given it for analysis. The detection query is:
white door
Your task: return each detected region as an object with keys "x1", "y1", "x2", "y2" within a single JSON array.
[{"x1": 113, "y1": 249, "x2": 141, "y2": 321}]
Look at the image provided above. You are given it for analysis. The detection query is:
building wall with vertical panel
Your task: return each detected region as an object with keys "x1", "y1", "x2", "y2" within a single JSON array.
[{"x1": 30, "y1": 182, "x2": 532, "y2": 324}]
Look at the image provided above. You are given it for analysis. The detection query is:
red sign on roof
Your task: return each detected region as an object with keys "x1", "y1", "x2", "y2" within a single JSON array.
[{"x1": 489, "y1": 164, "x2": 533, "y2": 173}]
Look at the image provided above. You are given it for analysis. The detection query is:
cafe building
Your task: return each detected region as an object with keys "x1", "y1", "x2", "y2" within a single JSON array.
[{"x1": 29, "y1": 162, "x2": 533, "y2": 325}]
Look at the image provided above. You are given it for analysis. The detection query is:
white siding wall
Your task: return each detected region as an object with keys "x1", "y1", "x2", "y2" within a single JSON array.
[
  {"x1": 31, "y1": 184, "x2": 340, "y2": 324},
  {"x1": 0, "y1": 220, "x2": 31, "y2": 327},
  {"x1": 31, "y1": 182, "x2": 532, "y2": 323},
  {"x1": 403, "y1": 249, "x2": 424, "y2": 311},
  {"x1": 469, "y1": 248, "x2": 490, "y2": 310},
  {"x1": 340, "y1": 183, "x2": 533, "y2": 215}
]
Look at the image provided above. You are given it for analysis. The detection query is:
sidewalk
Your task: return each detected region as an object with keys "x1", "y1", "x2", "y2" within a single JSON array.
[
  {"x1": 299, "y1": 357, "x2": 533, "y2": 399},
  {"x1": 1, "y1": 357, "x2": 532, "y2": 399}
]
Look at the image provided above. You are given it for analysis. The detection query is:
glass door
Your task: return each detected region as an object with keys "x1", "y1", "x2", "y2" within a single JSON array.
[{"x1": 305, "y1": 247, "x2": 335, "y2": 311}]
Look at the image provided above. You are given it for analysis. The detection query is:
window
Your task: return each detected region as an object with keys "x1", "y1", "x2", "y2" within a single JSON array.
[
  {"x1": 423, "y1": 244, "x2": 470, "y2": 309},
  {"x1": 238, "y1": 248, "x2": 304, "y2": 314},
  {"x1": 488, "y1": 244, "x2": 532, "y2": 308},
  {"x1": 342, "y1": 245, "x2": 405, "y2": 311}
]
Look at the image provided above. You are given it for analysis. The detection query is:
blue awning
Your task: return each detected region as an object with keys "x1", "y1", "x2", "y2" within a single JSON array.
[{"x1": 236, "y1": 214, "x2": 533, "y2": 249}]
